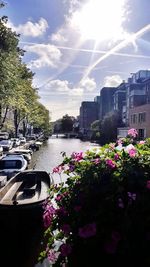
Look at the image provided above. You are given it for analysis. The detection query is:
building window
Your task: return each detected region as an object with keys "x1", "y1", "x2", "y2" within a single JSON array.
[
  {"x1": 138, "y1": 129, "x2": 146, "y2": 139},
  {"x1": 138, "y1": 112, "x2": 146, "y2": 123},
  {"x1": 132, "y1": 113, "x2": 138, "y2": 124}
]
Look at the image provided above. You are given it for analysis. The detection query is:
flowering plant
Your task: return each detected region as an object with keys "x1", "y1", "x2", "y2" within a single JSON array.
[{"x1": 39, "y1": 129, "x2": 150, "y2": 266}]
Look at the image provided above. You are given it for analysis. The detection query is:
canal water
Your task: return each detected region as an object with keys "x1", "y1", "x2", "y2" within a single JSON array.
[
  {"x1": 29, "y1": 136, "x2": 99, "y2": 184},
  {"x1": 2, "y1": 137, "x2": 99, "y2": 267}
]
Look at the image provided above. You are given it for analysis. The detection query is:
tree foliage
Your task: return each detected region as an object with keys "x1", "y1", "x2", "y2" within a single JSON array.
[
  {"x1": 61, "y1": 114, "x2": 74, "y2": 133},
  {"x1": 0, "y1": 3, "x2": 51, "y2": 136},
  {"x1": 100, "y1": 111, "x2": 122, "y2": 144}
]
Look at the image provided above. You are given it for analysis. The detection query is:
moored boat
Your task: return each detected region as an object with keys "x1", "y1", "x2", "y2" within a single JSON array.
[
  {"x1": 0, "y1": 170, "x2": 51, "y2": 210},
  {"x1": 0, "y1": 154, "x2": 28, "y2": 180}
]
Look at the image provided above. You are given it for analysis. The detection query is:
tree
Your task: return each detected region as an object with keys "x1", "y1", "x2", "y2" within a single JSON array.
[
  {"x1": 0, "y1": 9, "x2": 21, "y2": 128},
  {"x1": 0, "y1": 3, "x2": 52, "y2": 136},
  {"x1": 28, "y1": 102, "x2": 52, "y2": 138},
  {"x1": 100, "y1": 111, "x2": 122, "y2": 144},
  {"x1": 91, "y1": 120, "x2": 101, "y2": 141},
  {"x1": 61, "y1": 114, "x2": 74, "y2": 132}
]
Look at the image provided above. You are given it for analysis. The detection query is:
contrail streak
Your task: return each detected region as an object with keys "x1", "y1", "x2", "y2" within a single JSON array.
[
  {"x1": 20, "y1": 41, "x2": 150, "y2": 60},
  {"x1": 80, "y1": 24, "x2": 150, "y2": 82}
]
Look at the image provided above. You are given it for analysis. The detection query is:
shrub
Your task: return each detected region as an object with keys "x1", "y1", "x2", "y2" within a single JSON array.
[{"x1": 39, "y1": 129, "x2": 150, "y2": 266}]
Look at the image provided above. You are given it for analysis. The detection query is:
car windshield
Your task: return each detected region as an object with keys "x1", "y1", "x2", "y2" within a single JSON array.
[
  {"x1": 0, "y1": 160, "x2": 22, "y2": 169},
  {"x1": 0, "y1": 140, "x2": 8, "y2": 145}
]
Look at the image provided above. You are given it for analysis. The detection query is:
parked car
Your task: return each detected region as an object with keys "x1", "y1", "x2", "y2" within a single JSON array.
[
  {"x1": 0, "y1": 154, "x2": 28, "y2": 179},
  {"x1": 0, "y1": 140, "x2": 13, "y2": 151},
  {"x1": 0, "y1": 132, "x2": 9, "y2": 140},
  {"x1": 11, "y1": 138, "x2": 21, "y2": 147},
  {"x1": 19, "y1": 137, "x2": 26, "y2": 145}
]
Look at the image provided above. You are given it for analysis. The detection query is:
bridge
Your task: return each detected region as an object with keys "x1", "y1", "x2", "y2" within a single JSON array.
[{"x1": 52, "y1": 132, "x2": 79, "y2": 138}]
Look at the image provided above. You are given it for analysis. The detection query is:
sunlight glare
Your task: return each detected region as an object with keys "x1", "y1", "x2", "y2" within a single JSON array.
[{"x1": 72, "y1": 0, "x2": 126, "y2": 42}]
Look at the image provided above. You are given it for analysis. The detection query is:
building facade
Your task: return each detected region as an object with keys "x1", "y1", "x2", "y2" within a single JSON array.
[
  {"x1": 99, "y1": 87, "x2": 117, "y2": 120},
  {"x1": 79, "y1": 101, "x2": 99, "y2": 135},
  {"x1": 129, "y1": 103, "x2": 150, "y2": 138}
]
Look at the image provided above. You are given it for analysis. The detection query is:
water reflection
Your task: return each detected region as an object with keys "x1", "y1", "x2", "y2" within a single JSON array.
[{"x1": 30, "y1": 137, "x2": 99, "y2": 184}]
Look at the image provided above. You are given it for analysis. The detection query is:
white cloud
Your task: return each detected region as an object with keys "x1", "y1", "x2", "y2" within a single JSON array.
[
  {"x1": 51, "y1": 31, "x2": 67, "y2": 44},
  {"x1": 103, "y1": 75, "x2": 122, "y2": 87},
  {"x1": 41, "y1": 76, "x2": 96, "y2": 96},
  {"x1": 79, "y1": 77, "x2": 96, "y2": 92},
  {"x1": 70, "y1": 87, "x2": 84, "y2": 96},
  {"x1": 45, "y1": 79, "x2": 70, "y2": 93},
  {"x1": 8, "y1": 18, "x2": 48, "y2": 37},
  {"x1": 24, "y1": 44, "x2": 62, "y2": 68}
]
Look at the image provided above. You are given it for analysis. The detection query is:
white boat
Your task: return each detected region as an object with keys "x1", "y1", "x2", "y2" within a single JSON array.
[
  {"x1": 8, "y1": 149, "x2": 32, "y2": 164},
  {"x1": 0, "y1": 154, "x2": 28, "y2": 180},
  {"x1": 0, "y1": 170, "x2": 51, "y2": 209}
]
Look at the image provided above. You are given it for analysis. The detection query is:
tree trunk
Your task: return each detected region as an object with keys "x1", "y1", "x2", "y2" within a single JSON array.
[
  {"x1": 0, "y1": 105, "x2": 8, "y2": 130},
  {"x1": 14, "y1": 109, "x2": 19, "y2": 137}
]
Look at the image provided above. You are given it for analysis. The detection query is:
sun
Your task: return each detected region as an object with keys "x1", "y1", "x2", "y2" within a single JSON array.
[{"x1": 71, "y1": 0, "x2": 126, "y2": 42}]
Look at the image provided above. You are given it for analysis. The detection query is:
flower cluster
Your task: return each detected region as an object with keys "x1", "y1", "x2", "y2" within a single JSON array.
[{"x1": 39, "y1": 129, "x2": 150, "y2": 266}]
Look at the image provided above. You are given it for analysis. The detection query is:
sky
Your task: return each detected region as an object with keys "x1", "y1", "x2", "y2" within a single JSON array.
[{"x1": 1, "y1": 0, "x2": 150, "y2": 121}]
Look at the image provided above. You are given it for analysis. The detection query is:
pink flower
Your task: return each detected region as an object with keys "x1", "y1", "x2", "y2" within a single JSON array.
[
  {"x1": 146, "y1": 180, "x2": 150, "y2": 189},
  {"x1": 55, "y1": 194, "x2": 63, "y2": 202},
  {"x1": 71, "y1": 151, "x2": 83, "y2": 161},
  {"x1": 106, "y1": 159, "x2": 116, "y2": 169},
  {"x1": 128, "y1": 128, "x2": 138, "y2": 138},
  {"x1": 43, "y1": 205, "x2": 56, "y2": 228},
  {"x1": 47, "y1": 249, "x2": 60, "y2": 264},
  {"x1": 114, "y1": 153, "x2": 119, "y2": 160},
  {"x1": 94, "y1": 158, "x2": 100, "y2": 164},
  {"x1": 125, "y1": 144, "x2": 137, "y2": 157},
  {"x1": 117, "y1": 139, "x2": 123, "y2": 145},
  {"x1": 60, "y1": 243, "x2": 72, "y2": 257},
  {"x1": 78, "y1": 223, "x2": 96, "y2": 238},
  {"x1": 43, "y1": 210, "x2": 52, "y2": 228},
  {"x1": 53, "y1": 165, "x2": 63, "y2": 174},
  {"x1": 129, "y1": 148, "x2": 137, "y2": 157},
  {"x1": 139, "y1": 140, "x2": 145, "y2": 145}
]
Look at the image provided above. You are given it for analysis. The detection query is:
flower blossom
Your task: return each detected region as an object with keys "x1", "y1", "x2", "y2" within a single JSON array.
[
  {"x1": 47, "y1": 249, "x2": 60, "y2": 264},
  {"x1": 114, "y1": 153, "x2": 119, "y2": 160},
  {"x1": 139, "y1": 140, "x2": 145, "y2": 145},
  {"x1": 128, "y1": 128, "x2": 138, "y2": 138},
  {"x1": 53, "y1": 165, "x2": 64, "y2": 174},
  {"x1": 106, "y1": 159, "x2": 116, "y2": 169},
  {"x1": 78, "y1": 223, "x2": 96, "y2": 238},
  {"x1": 125, "y1": 144, "x2": 137, "y2": 157},
  {"x1": 55, "y1": 194, "x2": 63, "y2": 202},
  {"x1": 71, "y1": 151, "x2": 83, "y2": 161},
  {"x1": 94, "y1": 158, "x2": 100, "y2": 164},
  {"x1": 43, "y1": 205, "x2": 56, "y2": 228}
]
